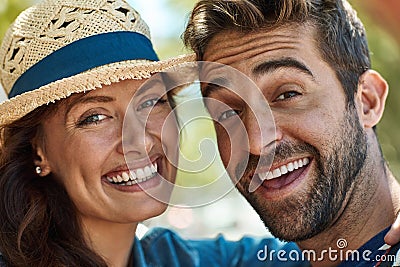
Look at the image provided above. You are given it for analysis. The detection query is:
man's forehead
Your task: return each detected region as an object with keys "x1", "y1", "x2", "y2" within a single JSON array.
[{"x1": 202, "y1": 24, "x2": 313, "y2": 64}]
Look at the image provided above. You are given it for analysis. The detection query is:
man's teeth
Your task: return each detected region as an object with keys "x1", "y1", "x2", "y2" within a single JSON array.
[
  {"x1": 259, "y1": 157, "x2": 310, "y2": 181},
  {"x1": 106, "y1": 162, "x2": 158, "y2": 186}
]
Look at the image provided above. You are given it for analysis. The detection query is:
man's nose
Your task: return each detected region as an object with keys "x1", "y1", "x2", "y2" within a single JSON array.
[{"x1": 244, "y1": 106, "x2": 280, "y2": 156}]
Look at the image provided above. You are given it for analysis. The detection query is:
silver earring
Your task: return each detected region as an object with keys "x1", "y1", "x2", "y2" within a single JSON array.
[{"x1": 35, "y1": 166, "x2": 42, "y2": 175}]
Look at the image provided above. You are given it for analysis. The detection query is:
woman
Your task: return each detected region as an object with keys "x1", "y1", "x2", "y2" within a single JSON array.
[{"x1": 0, "y1": 0, "x2": 191, "y2": 265}]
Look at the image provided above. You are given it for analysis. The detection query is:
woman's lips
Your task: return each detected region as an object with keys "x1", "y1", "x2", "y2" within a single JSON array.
[
  {"x1": 105, "y1": 161, "x2": 158, "y2": 185},
  {"x1": 102, "y1": 156, "x2": 167, "y2": 192},
  {"x1": 103, "y1": 173, "x2": 162, "y2": 193}
]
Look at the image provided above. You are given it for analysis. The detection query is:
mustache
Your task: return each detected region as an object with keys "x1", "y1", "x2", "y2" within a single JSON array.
[{"x1": 235, "y1": 141, "x2": 320, "y2": 180}]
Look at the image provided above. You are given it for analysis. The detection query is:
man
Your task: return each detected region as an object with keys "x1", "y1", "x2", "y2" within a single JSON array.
[{"x1": 183, "y1": 0, "x2": 400, "y2": 265}]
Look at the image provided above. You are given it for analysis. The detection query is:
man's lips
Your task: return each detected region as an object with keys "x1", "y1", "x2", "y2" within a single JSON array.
[
  {"x1": 245, "y1": 157, "x2": 312, "y2": 195},
  {"x1": 261, "y1": 166, "x2": 307, "y2": 189},
  {"x1": 258, "y1": 157, "x2": 310, "y2": 181}
]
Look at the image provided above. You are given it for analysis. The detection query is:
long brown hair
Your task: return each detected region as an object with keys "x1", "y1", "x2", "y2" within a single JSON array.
[{"x1": 0, "y1": 103, "x2": 107, "y2": 266}]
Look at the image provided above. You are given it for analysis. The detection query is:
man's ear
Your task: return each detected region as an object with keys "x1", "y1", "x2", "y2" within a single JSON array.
[
  {"x1": 33, "y1": 141, "x2": 51, "y2": 177},
  {"x1": 356, "y1": 70, "x2": 388, "y2": 129}
]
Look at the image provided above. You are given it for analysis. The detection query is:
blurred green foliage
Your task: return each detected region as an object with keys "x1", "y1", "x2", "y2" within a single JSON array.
[
  {"x1": 147, "y1": 0, "x2": 195, "y2": 58},
  {"x1": 369, "y1": 28, "x2": 400, "y2": 178},
  {"x1": 350, "y1": 1, "x2": 400, "y2": 177},
  {"x1": 0, "y1": 0, "x2": 32, "y2": 40}
]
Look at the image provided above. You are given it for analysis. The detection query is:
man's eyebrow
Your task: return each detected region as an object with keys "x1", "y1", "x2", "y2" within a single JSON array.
[
  {"x1": 66, "y1": 95, "x2": 115, "y2": 117},
  {"x1": 252, "y1": 57, "x2": 314, "y2": 79},
  {"x1": 202, "y1": 77, "x2": 230, "y2": 97}
]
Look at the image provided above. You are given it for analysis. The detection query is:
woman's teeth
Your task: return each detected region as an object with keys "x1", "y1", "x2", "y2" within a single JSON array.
[
  {"x1": 106, "y1": 162, "x2": 158, "y2": 186},
  {"x1": 258, "y1": 157, "x2": 310, "y2": 181}
]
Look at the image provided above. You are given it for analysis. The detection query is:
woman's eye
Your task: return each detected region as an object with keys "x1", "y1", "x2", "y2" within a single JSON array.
[
  {"x1": 137, "y1": 97, "x2": 167, "y2": 111},
  {"x1": 276, "y1": 91, "x2": 300, "y2": 101},
  {"x1": 78, "y1": 114, "x2": 108, "y2": 126},
  {"x1": 218, "y1": 109, "x2": 239, "y2": 122}
]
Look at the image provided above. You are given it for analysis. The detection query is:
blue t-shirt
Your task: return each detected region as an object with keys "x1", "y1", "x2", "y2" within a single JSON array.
[
  {"x1": 0, "y1": 227, "x2": 308, "y2": 266},
  {"x1": 338, "y1": 227, "x2": 400, "y2": 267},
  {"x1": 136, "y1": 227, "x2": 309, "y2": 266},
  {"x1": 3, "y1": 227, "x2": 400, "y2": 266}
]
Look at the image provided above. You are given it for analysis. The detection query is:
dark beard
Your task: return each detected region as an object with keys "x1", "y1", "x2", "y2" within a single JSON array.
[{"x1": 234, "y1": 108, "x2": 367, "y2": 241}]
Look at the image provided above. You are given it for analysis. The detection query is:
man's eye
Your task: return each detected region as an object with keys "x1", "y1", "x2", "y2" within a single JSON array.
[
  {"x1": 276, "y1": 91, "x2": 300, "y2": 101},
  {"x1": 218, "y1": 109, "x2": 239, "y2": 122},
  {"x1": 78, "y1": 114, "x2": 108, "y2": 126},
  {"x1": 137, "y1": 98, "x2": 167, "y2": 111}
]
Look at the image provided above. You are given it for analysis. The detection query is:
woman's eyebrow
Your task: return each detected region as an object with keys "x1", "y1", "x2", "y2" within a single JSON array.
[
  {"x1": 65, "y1": 95, "x2": 115, "y2": 117},
  {"x1": 136, "y1": 79, "x2": 164, "y2": 96}
]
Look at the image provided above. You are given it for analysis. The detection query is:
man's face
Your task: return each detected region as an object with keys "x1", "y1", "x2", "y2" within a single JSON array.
[{"x1": 202, "y1": 25, "x2": 367, "y2": 241}]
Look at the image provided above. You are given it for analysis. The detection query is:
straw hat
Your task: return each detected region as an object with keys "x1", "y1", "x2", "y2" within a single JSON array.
[{"x1": 0, "y1": 0, "x2": 194, "y2": 126}]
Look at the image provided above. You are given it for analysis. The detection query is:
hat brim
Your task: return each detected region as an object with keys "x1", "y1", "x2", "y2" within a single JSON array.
[{"x1": 0, "y1": 54, "x2": 195, "y2": 127}]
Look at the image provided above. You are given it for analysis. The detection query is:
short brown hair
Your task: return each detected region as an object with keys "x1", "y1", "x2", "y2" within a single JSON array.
[{"x1": 183, "y1": 0, "x2": 370, "y2": 104}]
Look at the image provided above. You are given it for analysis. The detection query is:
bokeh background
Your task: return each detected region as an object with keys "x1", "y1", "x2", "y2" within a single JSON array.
[{"x1": 1, "y1": 0, "x2": 399, "y2": 240}]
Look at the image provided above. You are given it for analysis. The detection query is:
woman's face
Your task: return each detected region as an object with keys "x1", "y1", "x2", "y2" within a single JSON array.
[{"x1": 37, "y1": 78, "x2": 178, "y2": 224}]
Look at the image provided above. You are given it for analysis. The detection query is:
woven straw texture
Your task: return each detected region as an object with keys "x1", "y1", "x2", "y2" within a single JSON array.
[
  {"x1": 0, "y1": 0, "x2": 150, "y2": 94},
  {"x1": 0, "y1": 0, "x2": 195, "y2": 126}
]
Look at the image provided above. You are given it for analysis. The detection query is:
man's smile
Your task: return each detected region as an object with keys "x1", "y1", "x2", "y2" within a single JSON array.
[
  {"x1": 258, "y1": 157, "x2": 310, "y2": 181},
  {"x1": 252, "y1": 157, "x2": 313, "y2": 200}
]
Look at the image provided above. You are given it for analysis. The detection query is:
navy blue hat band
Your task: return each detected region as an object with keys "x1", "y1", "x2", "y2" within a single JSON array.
[{"x1": 9, "y1": 31, "x2": 159, "y2": 98}]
